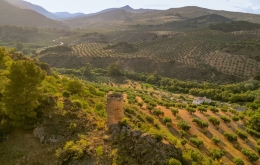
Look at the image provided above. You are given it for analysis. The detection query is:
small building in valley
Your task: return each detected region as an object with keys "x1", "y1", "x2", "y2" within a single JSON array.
[{"x1": 192, "y1": 96, "x2": 211, "y2": 105}]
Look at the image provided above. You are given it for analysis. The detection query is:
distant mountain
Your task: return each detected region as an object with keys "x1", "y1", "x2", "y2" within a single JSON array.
[
  {"x1": 165, "y1": 14, "x2": 233, "y2": 29},
  {"x1": 4, "y1": 0, "x2": 59, "y2": 20},
  {"x1": 96, "y1": 5, "x2": 154, "y2": 14},
  {"x1": 52, "y1": 12, "x2": 86, "y2": 20},
  {"x1": 0, "y1": 1, "x2": 68, "y2": 29},
  {"x1": 4, "y1": 0, "x2": 86, "y2": 20},
  {"x1": 64, "y1": 10, "x2": 135, "y2": 28}
]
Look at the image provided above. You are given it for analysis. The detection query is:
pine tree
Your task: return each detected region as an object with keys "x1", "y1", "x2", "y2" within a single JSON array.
[{"x1": 3, "y1": 60, "x2": 46, "y2": 127}]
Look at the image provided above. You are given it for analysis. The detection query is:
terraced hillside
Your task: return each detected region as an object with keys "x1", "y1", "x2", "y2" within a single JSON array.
[{"x1": 38, "y1": 27, "x2": 260, "y2": 83}]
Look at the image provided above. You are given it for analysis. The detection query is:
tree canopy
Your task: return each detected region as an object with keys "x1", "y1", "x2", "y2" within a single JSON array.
[{"x1": 3, "y1": 60, "x2": 46, "y2": 126}]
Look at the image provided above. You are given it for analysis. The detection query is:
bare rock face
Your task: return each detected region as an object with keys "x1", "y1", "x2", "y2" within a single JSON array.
[{"x1": 110, "y1": 125, "x2": 190, "y2": 165}]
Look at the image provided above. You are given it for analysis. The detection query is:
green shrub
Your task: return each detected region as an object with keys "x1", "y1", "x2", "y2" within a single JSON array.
[
  {"x1": 138, "y1": 102, "x2": 144, "y2": 107},
  {"x1": 189, "y1": 137, "x2": 203, "y2": 148},
  {"x1": 72, "y1": 100, "x2": 82, "y2": 108},
  {"x1": 235, "y1": 129, "x2": 248, "y2": 140},
  {"x1": 179, "y1": 130, "x2": 187, "y2": 137},
  {"x1": 147, "y1": 104, "x2": 154, "y2": 110},
  {"x1": 96, "y1": 146, "x2": 103, "y2": 156},
  {"x1": 177, "y1": 120, "x2": 191, "y2": 131},
  {"x1": 186, "y1": 107, "x2": 196, "y2": 114},
  {"x1": 208, "y1": 117, "x2": 220, "y2": 126},
  {"x1": 232, "y1": 116, "x2": 240, "y2": 122},
  {"x1": 221, "y1": 108, "x2": 228, "y2": 112},
  {"x1": 197, "y1": 106, "x2": 207, "y2": 113},
  {"x1": 168, "y1": 158, "x2": 181, "y2": 165},
  {"x1": 181, "y1": 139, "x2": 187, "y2": 147},
  {"x1": 192, "y1": 118, "x2": 208, "y2": 129},
  {"x1": 163, "y1": 117, "x2": 172, "y2": 124},
  {"x1": 233, "y1": 157, "x2": 244, "y2": 165},
  {"x1": 166, "y1": 122, "x2": 172, "y2": 127},
  {"x1": 246, "y1": 128, "x2": 260, "y2": 138},
  {"x1": 210, "y1": 148, "x2": 225, "y2": 161},
  {"x1": 221, "y1": 116, "x2": 231, "y2": 124},
  {"x1": 55, "y1": 139, "x2": 90, "y2": 163},
  {"x1": 212, "y1": 136, "x2": 221, "y2": 145},
  {"x1": 152, "y1": 109, "x2": 164, "y2": 117},
  {"x1": 224, "y1": 132, "x2": 237, "y2": 142},
  {"x1": 145, "y1": 116, "x2": 154, "y2": 124},
  {"x1": 241, "y1": 148, "x2": 259, "y2": 162},
  {"x1": 170, "y1": 108, "x2": 179, "y2": 116},
  {"x1": 154, "y1": 133, "x2": 163, "y2": 142},
  {"x1": 62, "y1": 90, "x2": 71, "y2": 98},
  {"x1": 257, "y1": 139, "x2": 260, "y2": 145},
  {"x1": 209, "y1": 107, "x2": 219, "y2": 113},
  {"x1": 94, "y1": 102, "x2": 105, "y2": 117}
]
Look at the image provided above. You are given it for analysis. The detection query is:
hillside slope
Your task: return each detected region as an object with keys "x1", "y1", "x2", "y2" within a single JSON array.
[{"x1": 0, "y1": 1, "x2": 68, "y2": 29}]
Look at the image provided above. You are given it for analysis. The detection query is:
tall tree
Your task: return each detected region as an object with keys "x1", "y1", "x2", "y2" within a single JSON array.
[
  {"x1": 107, "y1": 62, "x2": 122, "y2": 76},
  {"x1": 3, "y1": 60, "x2": 46, "y2": 127}
]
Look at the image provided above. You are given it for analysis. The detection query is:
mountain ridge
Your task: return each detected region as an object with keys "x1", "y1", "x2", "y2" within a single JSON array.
[{"x1": 0, "y1": 1, "x2": 68, "y2": 29}]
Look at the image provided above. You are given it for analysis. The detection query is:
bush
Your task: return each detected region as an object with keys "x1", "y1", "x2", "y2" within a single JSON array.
[
  {"x1": 246, "y1": 128, "x2": 260, "y2": 138},
  {"x1": 221, "y1": 116, "x2": 231, "y2": 124},
  {"x1": 210, "y1": 148, "x2": 225, "y2": 161},
  {"x1": 190, "y1": 137, "x2": 203, "y2": 148},
  {"x1": 197, "y1": 106, "x2": 207, "y2": 113},
  {"x1": 224, "y1": 132, "x2": 237, "y2": 142},
  {"x1": 212, "y1": 136, "x2": 221, "y2": 145},
  {"x1": 186, "y1": 107, "x2": 196, "y2": 114},
  {"x1": 209, "y1": 107, "x2": 219, "y2": 113},
  {"x1": 257, "y1": 139, "x2": 260, "y2": 145},
  {"x1": 62, "y1": 90, "x2": 71, "y2": 98},
  {"x1": 152, "y1": 109, "x2": 164, "y2": 117},
  {"x1": 179, "y1": 130, "x2": 187, "y2": 137},
  {"x1": 192, "y1": 118, "x2": 209, "y2": 129},
  {"x1": 233, "y1": 157, "x2": 244, "y2": 165},
  {"x1": 170, "y1": 108, "x2": 179, "y2": 116},
  {"x1": 208, "y1": 117, "x2": 220, "y2": 126},
  {"x1": 232, "y1": 116, "x2": 240, "y2": 122},
  {"x1": 67, "y1": 80, "x2": 84, "y2": 95},
  {"x1": 145, "y1": 116, "x2": 154, "y2": 124},
  {"x1": 177, "y1": 120, "x2": 191, "y2": 131},
  {"x1": 96, "y1": 146, "x2": 103, "y2": 156},
  {"x1": 168, "y1": 158, "x2": 181, "y2": 165},
  {"x1": 181, "y1": 139, "x2": 187, "y2": 147},
  {"x1": 241, "y1": 148, "x2": 259, "y2": 162},
  {"x1": 72, "y1": 100, "x2": 83, "y2": 108},
  {"x1": 147, "y1": 104, "x2": 154, "y2": 110},
  {"x1": 235, "y1": 129, "x2": 248, "y2": 140},
  {"x1": 94, "y1": 102, "x2": 105, "y2": 117},
  {"x1": 55, "y1": 139, "x2": 90, "y2": 163},
  {"x1": 154, "y1": 133, "x2": 163, "y2": 142},
  {"x1": 138, "y1": 102, "x2": 144, "y2": 107},
  {"x1": 163, "y1": 117, "x2": 172, "y2": 124}
]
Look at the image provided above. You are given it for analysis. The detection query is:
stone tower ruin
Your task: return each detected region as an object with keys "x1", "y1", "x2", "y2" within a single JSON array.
[{"x1": 106, "y1": 93, "x2": 124, "y2": 127}]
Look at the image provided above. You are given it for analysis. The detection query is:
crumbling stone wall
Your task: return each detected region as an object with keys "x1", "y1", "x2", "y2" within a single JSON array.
[
  {"x1": 106, "y1": 93, "x2": 124, "y2": 126},
  {"x1": 110, "y1": 125, "x2": 190, "y2": 165}
]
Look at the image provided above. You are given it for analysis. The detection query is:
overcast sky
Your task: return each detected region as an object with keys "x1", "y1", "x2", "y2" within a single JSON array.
[{"x1": 24, "y1": 0, "x2": 260, "y2": 14}]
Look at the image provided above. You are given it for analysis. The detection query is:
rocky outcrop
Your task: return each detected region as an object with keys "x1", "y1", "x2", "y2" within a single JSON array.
[{"x1": 110, "y1": 125, "x2": 190, "y2": 165}]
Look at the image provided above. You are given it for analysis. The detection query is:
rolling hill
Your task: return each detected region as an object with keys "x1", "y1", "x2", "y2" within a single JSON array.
[
  {"x1": 4, "y1": 0, "x2": 86, "y2": 20},
  {"x1": 0, "y1": 1, "x2": 68, "y2": 29},
  {"x1": 64, "y1": 6, "x2": 260, "y2": 28}
]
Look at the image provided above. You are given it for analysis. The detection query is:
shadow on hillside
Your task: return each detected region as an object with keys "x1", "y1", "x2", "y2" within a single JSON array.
[
  {"x1": 247, "y1": 139, "x2": 257, "y2": 150},
  {"x1": 198, "y1": 128, "x2": 213, "y2": 139},
  {"x1": 216, "y1": 127, "x2": 225, "y2": 134},
  {"x1": 224, "y1": 151, "x2": 234, "y2": 163},
  {"x1": 158, "y1": 118, "x2": 181, "y2": 138}
]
